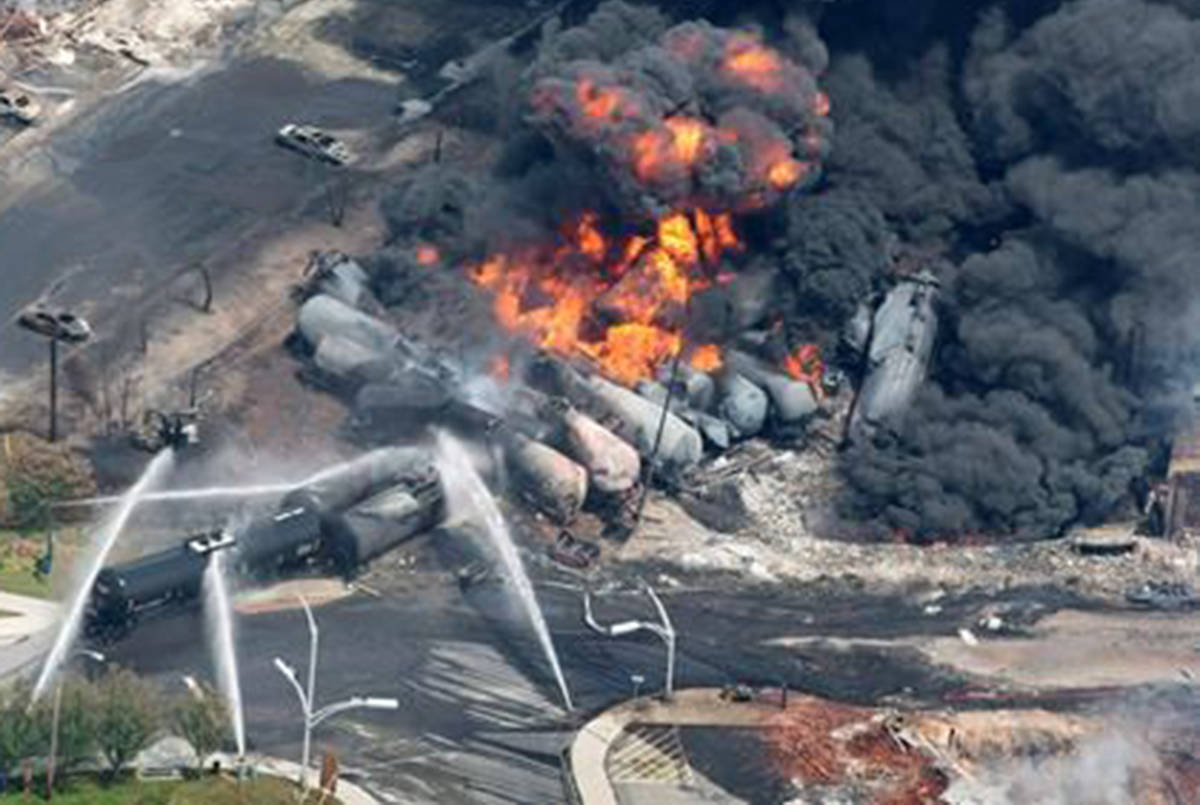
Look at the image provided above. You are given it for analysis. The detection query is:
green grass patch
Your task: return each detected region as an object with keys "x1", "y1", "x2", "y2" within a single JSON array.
[
  {"x1": 0, "y1": 774, "x2": 341, "y2": 805},
  {"x1": 0, "y1": 777, "x2": 179, "y2": 805},
  {"x1": 0, "y1": 528, "x2": 85, "y2": 599},
  {"x1": 0, "y1": 534, "x2": 52, "y2": 599},
  {"x1": 170, "y1": 775, "x2": 342, "y2": 805}
]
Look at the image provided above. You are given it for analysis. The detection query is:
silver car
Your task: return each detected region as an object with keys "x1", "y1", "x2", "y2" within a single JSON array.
[
  {"x1": 275, "y1": 123, "x2": 352, "y2": 166},
  {"x1": 0, "y1": 88, "x2": 40, "y2": 125}
]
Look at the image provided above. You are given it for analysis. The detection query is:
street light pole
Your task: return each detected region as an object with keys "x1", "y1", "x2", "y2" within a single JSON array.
[
  {"x1": 47, "y1": 650, "x2": 105, "y2": 797},
  {"x1": 582, "y1": 581, "x2": 677, "y2": 700},
  {"x1": 273, "y1": 598, "x2": 398, "y2": 794},
  {"x1": 48, "y1": 337, "x2": 58, "y2": 443},
  {"x1": 643, "y1": 583, "x2": 675, "y2": 700},
  {"x1": 16, "y1": 305, "x2": 91, "y2": 444},
  {"x1": 299, "y1": 595, "x2": 318, "y2": 782}
]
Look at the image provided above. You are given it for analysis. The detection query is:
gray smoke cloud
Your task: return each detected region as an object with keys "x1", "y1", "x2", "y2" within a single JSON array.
[
  {"x1": 819, "y1": 46, "x2": 1002, "y2": 242},
  {"x1": 945, "y1": 731, "x2": 1151, "y2": 804},
  {"x1": 521, "y1": 3, "x2": 832, "y2": 220},
  {"x1": 826, "y1": 0, "x2": 1200, "y2": 539}
]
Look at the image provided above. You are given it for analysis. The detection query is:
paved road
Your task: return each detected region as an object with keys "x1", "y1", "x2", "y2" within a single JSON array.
[
  {"x1": 0, "y1": 591, "x2": 59, "y2": 680},
  {"x1": 97, "y1": 559, "x2": 1018, "y2": 805},
  {"x1": 0, "y1": 57, "x2": 394, "y2": 378}
]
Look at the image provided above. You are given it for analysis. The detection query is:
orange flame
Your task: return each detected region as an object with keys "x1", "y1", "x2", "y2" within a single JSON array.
[
  {"x1": 575, "y1": 213, "x2": 606, "y2": 263},
  {"x1": 491, "y1": 353, "x2": 511, "y2": 382},
  {"x1": 470, "y1": 209, "x2": 741, "y2": 385},
  {"x1": 812, "y1": 90, "x2": 831, "y2": 118},
  {"x1": 784, "y1": 343, "x2": 824, "y2": 397},
  {"x1": 690, "y1": 344, "x2": 723, "y2": 372},
  {"x1": 632, "y1": 116, "x2": 713, "y2": 183},
  {"x1": 577, "y1": 79, "x2": 626, "y2": 121},
  {"x1": 665, "y1": 116, "x2": 707, "y2": 164},
  {"x1": 768, "y1": 159, "x2": 804, "y2": 190},
  {"x1": 416, "y1": 244, "x2": 440, "y2": 266},
  {"x1": 723, "y1": 34, "x2": 787, "y2": 94}
]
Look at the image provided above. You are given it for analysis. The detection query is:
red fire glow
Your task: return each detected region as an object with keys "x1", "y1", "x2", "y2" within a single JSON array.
[
  {"x1": 470, "y1": 209, "x2": 741, "y2": 385},
  {"x1": 722, "y1": 32, "x2": 788, "y2": 93},
  {"x1": 784, "y1": 343, "x2": 824, "y2": 397},
  {"x1": 475, "y1": 26, "x2": 828, "y2": 388},
  {"x1": 416, "y1": 244, "x2": 440, "y2": 266}
]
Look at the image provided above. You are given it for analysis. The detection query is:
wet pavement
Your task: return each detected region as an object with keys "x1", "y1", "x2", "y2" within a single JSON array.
[{"x1": 99, "y1": 555, "x2": 1065, "y2": 804}]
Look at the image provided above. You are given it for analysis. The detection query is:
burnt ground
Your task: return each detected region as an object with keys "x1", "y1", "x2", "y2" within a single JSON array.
[
  {"x1": 72, "y1": 356, "x2": 1158, "y2": 805},
  {"x1": 0, "y1": 57, "x2": 395, "y2": 376},
  {"x1": 0, "y1": 0, "x2": 546, "y2": 406},
  {"x1": 9, "y1": 1, "x2": 1198, "y2": 802},
  {"x1": 97, "y1": 499, "x2": 1112, "y2": 805}
]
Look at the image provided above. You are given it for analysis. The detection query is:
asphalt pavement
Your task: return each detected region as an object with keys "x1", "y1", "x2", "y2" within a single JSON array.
[
  {"x1": 95, "y1": 560, "x2": 1013, "y2": 805},
  {"x1": 0, "y1": 56, "x2": 394, "y2": 378}
]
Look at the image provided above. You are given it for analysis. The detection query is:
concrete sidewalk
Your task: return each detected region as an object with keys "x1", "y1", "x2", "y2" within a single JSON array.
[
  {"x1": 568, "y1": 688, "x2": 790, "y2": 805},
  {"x1": 0, "y1": 591, "x2": 60, "y2": 681}
]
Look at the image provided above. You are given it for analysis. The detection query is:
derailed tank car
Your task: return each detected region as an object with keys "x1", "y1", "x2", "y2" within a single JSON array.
[
  {"x1": 281, "y1": 447, "x2": 433, "y2": 515},
  {"x1": 84, "y1": 530, "x2": 234, "y2": 643},
  {"x1": 84, "y1": 447, "x2": 445, "y2": 642},
  {"x1": 230, "y1": 506, "x2": 324, "y2": 579},
  {"x1": 323, "y1": 462, "x2": 444, "y2": 577}
]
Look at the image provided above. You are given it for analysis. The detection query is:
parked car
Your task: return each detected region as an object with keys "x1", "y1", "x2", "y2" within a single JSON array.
[
  {"x1": 548, "y1": 531, "x2": 600, "y2": 570},
  {"x1": 275, "y1": 123, "x2": 352, "y2": 166},
  {"x1": 0, "y1": 88, "x2": 39, "y2": 125},
  {"x1": 16, "y1": 305, "x2": 92, "y2": 342}
]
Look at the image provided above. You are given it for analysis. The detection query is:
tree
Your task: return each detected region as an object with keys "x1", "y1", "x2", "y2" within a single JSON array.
[
  {"x1": 92, "y1": 667, "x2": 162, "y2": 778},
  {"x1": 0, "y1": 682, "x2": 39, "y2": 794},
  {"x1": 45, "y1": 675, "x2": 100, "y2": 779},
  {"x1": 171, "y1": 682, "x2": 232, "y2": 770}
]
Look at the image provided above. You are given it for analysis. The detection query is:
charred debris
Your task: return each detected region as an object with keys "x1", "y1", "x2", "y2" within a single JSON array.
[{"x1": 290, "y1": 0, "x2": 1200, "y2": 552}]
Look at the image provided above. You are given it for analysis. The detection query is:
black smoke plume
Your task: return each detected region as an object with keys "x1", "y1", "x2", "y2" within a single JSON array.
[
  {"x1": 815, "y1": 0, "x2": 1200, "y2": 539},
  {"x1": 380, "y1": 0, "x2": 1200, "y2": 542}
]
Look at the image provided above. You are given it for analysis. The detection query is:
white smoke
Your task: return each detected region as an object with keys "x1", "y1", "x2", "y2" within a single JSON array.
[{"x1": 943, "y1": 731, "x2": 1153, "y2": 805}]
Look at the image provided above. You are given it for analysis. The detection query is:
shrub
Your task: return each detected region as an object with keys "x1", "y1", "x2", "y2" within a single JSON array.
[
  {"x1": 92, "y1": 667, "x2": 162, "y2": 778},
  {"x1": 0, "y1": 432, "x2": 97, "y2": 530}
]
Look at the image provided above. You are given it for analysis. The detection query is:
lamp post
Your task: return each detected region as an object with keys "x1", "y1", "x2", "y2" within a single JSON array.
[
  {"x1": 630, "y1": 674, "x2": 644, "y2": 701},
  {"x1": 583, "y1": 580, "x2": 676, "y2": 700},
  {"x1": 272, "y1": 596, "x2": 398, "y2": 793},
  {"x1": 47, "y1": 650, "x2": 106, "y2": 798},
  {"x1": 15, "y1": 305, "x2": 92, "y2": 443}
]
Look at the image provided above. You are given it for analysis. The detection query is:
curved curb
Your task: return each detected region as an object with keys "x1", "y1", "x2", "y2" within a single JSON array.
[
  {"x1": 567, "y1": 710, "x2": 631, "y2": 805},
  {"x1": 565, "y1": 688, "x2": 790, "y2": 805}
]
